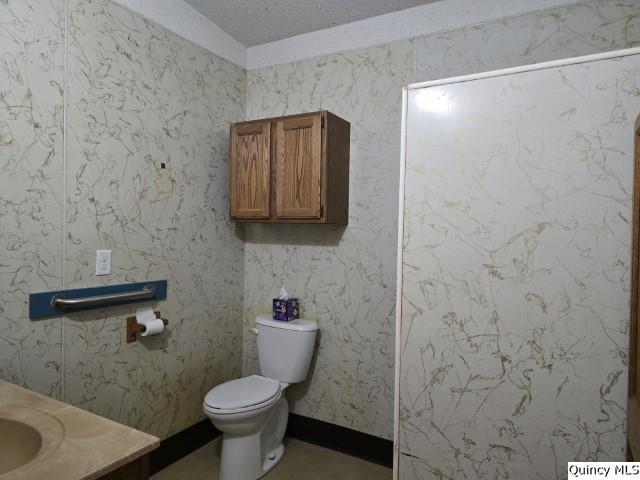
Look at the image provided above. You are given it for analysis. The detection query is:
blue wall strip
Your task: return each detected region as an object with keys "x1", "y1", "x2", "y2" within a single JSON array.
[{"x1": 29, "y1": 280, "x2": 167, "y2": 319}]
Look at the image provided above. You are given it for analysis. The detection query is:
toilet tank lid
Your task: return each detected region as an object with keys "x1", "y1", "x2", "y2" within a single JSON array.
[{"x1": 256, "y1": 315, "x2": 318, "y2": 332}]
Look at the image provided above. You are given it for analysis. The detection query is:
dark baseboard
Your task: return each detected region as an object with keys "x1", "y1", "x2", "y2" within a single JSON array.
[
  {"x1": 150, "y1": 413, "x2": 393, "y2": 475},
  {"x1": 286, "y1": 413, "x2": 393, "y2": 468},
  {"x1": 149, "y1": 419, "x2": 221, "y2": 475}
]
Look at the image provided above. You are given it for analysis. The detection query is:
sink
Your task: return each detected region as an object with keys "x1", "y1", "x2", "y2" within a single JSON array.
[
  {"x1": 0, "y1": 404, "x2": 64, "y2": 479},
  {"x1": 0, "y1": 381, "x2": 159, "y2": 480},
  {"x1": 0, "y1": 417, "x2": 43, "y2": 475}
]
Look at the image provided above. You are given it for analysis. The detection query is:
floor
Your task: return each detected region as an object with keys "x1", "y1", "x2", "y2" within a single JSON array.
[{"x1": 151, "y1": 437, "x2": 392, "y2": 480}]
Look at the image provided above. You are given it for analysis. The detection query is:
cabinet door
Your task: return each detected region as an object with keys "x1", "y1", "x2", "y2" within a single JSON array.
[
  {"x1": 230, "y1": 121, "x2": 271, "y2": 218},
  {"x1": 275, "y1": 114, "x2": 322, "y2": 218}
]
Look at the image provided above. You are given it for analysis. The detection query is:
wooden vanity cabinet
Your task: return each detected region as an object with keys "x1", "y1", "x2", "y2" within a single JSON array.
[
  {"x1": 229, "y1": 111, "x2": 350, "y2": 224},
  {"x1": 98, "y1": 454, "x2": 150, "y2": 480}
]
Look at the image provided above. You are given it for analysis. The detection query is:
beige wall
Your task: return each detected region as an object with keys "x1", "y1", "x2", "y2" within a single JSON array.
[
  {"x1": 0, "y1": 0, "x2": 245, "y2": 439},
  {"x1": 244, "y1": 0, "x2": 640, "y2": 440},
  {"x1": 0, "y1": 0, "x2": 65, "y2": 398},
  {"x1": 401, "y1": 49, "x2": 640, "y2": 480},
  {"x1": 1, "y1": 0, "x2": 639, "y2": 443}
]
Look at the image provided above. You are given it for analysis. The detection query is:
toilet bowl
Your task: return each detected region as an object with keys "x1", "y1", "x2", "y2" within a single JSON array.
[
  {"x1": 203, "y1": 315, "x2": 318, "y2": 480},
  {"x1": 204, "y1": 375, "x2": 288, "y2": 479}
]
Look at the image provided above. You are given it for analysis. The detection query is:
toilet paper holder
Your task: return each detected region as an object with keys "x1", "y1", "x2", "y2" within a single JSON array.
[{"x1": 126, "y1": 311, "x2": 168, "y2": 343}]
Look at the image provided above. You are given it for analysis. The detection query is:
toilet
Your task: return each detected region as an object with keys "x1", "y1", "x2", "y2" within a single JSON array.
[{"x1": 203, "y1": 314, "x2": 318, "y2": 480}]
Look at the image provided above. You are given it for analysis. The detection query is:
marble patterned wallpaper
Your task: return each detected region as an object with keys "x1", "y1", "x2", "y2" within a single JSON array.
[
  {"x1": 0, "y1": 0, "x2": 245, "y2": 440},
  {"x1": 1, "y1": 0, "x2": 640, "y2": 446},
  {"x1": 245, "y1": 0, "x2": 640, "y2": 440},
  {"x1": 244, "y1": 41, "x2": 414, "y2": 439},
  {"x1": 0, "y1": 0, "x2": 64, "y2": 399},
  {"x1": 63, "y1": 0, "x2": 245, "y2": 438},
  {"x1": 400, "y1": 53, "x2": 640, "y2": 479},
  {"x1": 413, "y1": 0, "x2": 640, "y2": 81}
]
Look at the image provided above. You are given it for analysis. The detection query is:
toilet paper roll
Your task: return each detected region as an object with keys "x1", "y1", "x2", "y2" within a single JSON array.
[
  {"x1": 141, "y1": 318, "x2": 165, "y2": 336},
  {"x1": 136, "y1": 306, "x2": 156, "y2": 325}
]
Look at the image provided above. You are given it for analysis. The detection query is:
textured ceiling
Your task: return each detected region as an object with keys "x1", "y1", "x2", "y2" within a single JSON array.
[{"x1": 183, "y1": 0, "x2": 438, "y2": 47}]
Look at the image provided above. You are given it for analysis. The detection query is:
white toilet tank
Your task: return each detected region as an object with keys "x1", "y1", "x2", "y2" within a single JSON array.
[{"x1": 256, "y1": 314, "x2": 318, "y2": 384}]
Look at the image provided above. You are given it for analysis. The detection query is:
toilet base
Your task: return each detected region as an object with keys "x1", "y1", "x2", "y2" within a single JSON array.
[
  {"x1": 261, "y1": 443, "x2": 284, "y2": 477},
  {"x1": 219, "y1": 430, "x2": 263, "y2": 480},
  {"x1": 218, "y1": 436, "x2": 285, "y2": 480},
  {"x1": 221, "y1": 441, "x2": 283, "y2": 480},
  {"x1": 216, "y1": 397, "x2": 289, "y2": 480}
]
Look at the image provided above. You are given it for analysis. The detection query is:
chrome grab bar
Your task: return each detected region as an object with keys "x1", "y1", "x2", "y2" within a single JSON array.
[{"x1": 51, "y1": 285, "x2": 156, "y2": 309}]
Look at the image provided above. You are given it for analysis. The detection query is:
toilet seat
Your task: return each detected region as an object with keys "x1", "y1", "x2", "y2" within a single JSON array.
[{"x1": 204, "y1": 375, "x2": 281, "y2": 415}]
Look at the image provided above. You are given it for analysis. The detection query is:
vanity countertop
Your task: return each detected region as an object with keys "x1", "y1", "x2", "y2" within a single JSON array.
[{"x1": 0, "y1": 379, "x2": 160, "y2": 480}]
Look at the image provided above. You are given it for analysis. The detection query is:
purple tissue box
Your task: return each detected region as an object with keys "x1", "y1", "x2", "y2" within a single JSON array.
[{"x1": 272, "y1": 298, "x2": 300, "y2": 322}]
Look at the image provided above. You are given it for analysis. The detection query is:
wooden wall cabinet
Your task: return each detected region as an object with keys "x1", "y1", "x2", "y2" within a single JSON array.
[{"x1": 229, "y1": 110, "x2": 350, "y2": 224}]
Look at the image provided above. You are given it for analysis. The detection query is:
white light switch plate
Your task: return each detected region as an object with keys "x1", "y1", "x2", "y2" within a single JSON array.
[{"x1": 96, "y1": 250, "x2": 111, "y2": 276}]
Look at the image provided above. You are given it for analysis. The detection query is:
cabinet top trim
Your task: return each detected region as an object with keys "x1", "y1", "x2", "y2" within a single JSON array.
[{"x1": 233, "y1": 110, "x2": 347, "y2": 128}]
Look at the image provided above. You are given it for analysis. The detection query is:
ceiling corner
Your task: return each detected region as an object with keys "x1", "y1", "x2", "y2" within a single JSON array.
[{"x1": 113, "y1": 0, "x2": 248, "y2": 69}]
